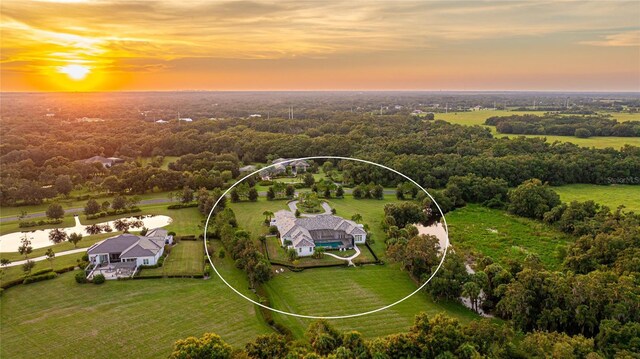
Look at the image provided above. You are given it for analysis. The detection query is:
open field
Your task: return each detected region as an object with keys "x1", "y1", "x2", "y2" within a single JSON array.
[
  {"x1": 265, "y1": 264, "x2": 479, "y2": 339},
  {"x1": 553, "y1": 184, "x2": 640, "y2": 213},
  {"x1": 139, "y1": 240, "x2": 204, "y2": 277},
  {"x1": 434, "y1": 110, "x2": 640, "y2": 149},
  {"x1": 446, "y1": 204, "x2": 573, "y2": 270},
  {"x1": 138, "y1": 155, "x2": 180, "y2": 170},
  {"x1": 0, "y1": 266, "x2": 272, "y2": 358}
]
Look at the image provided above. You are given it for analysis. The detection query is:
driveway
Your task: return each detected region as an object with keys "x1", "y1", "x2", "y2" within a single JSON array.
[
  {"x1": 287, "y1": 200, "x2": 332, "y2": 216},
  {"x1": 5, "y1": 247, "x2": 87, "y2": 267}
]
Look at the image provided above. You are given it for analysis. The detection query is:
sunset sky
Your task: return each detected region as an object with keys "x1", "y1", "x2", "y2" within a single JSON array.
[{"x1": 1, "y1": 0, "x2": 639, "y2": 92}]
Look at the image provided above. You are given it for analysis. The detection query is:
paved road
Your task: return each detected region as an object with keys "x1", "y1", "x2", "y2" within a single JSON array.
[
  {"x1": 5, "y1": 248, "x2": 87, "y2": 267},
  {"x1": 0, "y1": 198, "x2": 173, "y2": 223}
]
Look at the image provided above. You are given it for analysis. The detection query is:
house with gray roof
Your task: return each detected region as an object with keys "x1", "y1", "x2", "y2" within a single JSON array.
[
  {"x1": 86, "y1": 229, "x2": 173, "y2": 279},
  {"x1": 272, "y1": 210, "x2": 366, "y2": 256},
  {"x1": 81, "y1": 156, "x2": 124, "y2": 168}
]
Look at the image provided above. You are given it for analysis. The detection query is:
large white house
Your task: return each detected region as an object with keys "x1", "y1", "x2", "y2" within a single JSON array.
[
  {"x1": 86, "y1": 229, "x2": 173, "y2": 279},
  {"x1": 272, "y1": 210, "x2": 366, "y2": 256}
]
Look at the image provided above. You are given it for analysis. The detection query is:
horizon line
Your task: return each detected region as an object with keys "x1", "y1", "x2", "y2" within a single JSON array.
[{"x1": 1, "y1": 89, "x2": 639, "y2": 94}]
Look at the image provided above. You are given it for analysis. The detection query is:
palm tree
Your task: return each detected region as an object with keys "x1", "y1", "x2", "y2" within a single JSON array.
[
  {"x1": 351, "y1": 213, "x2": 363, "y2": 223},
  {"x1": 462, "y1": 281, "x2": 481, "y2": 312},
  {"x1": 263, "y1": 211, "x2": 274, "y2": 223}
]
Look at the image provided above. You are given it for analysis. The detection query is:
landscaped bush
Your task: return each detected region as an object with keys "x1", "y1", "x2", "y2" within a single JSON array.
[
  {"x1": 218, "y1": 248, "x2": 226, "y2": 258},
  {"x1": 204, "y1": 264, "x2": 211, "y2": 277},
  {"x1": 75, "y1": 272, "x2": 88, "y2": 283},
  {"x1": 19, "y1": 219, "x2": 63, "y2": 228},
  {"x1": 176, "y1": 235, "x2": 197, "y2": 241},
  {"x1": 167, "y1": 203, "x2": 198, "y2": 209},
  {"x1": 268, "y1": 226, "x2": 279, "y2": 235},
  {"x1": 1, "y1": 277, "x2": 27, "y2": 289},
  {"x1": 92, "y1": 274, "x2": 106, "y2": 284},
  {"x1": 85, "y1": 207, "x2": 142, "y2": 220},
  {"x1": 30, "y1": 268, "x2": 54, "y2": 276},
  {"x1": 55, "y1": 265, "x2": 76, "y2": 274},
  {"x1": 258, "y1": 180, "x2": 274, "y2": 186},
  {"x1": 23, "y1": 272, "x2": 56, "y2": 284}
]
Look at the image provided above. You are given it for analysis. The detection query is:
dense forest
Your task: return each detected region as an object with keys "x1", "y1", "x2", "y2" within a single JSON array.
[
  {"x1": 1, "y1": 92, "x2": 639, "y2": 357},
  {"x1": 485, "y1": 114, "x2": 640, "y2": 138},
  {"x1": 2, "y1": 108, "x2": 639, "y2": 206}
]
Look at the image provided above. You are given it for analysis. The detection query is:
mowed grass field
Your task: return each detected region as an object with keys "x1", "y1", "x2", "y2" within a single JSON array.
[
  {"x1": 553, "y1": 184, "x2": 640, "y2": 213},
  {"x1": 0, "y1": 246, "x2": 273, "y2": 358},
  {"x1": 446, "y1": 204, "x2": 572, "y2": 270},
  {"x1": 265, "y1": 264, "x2": 479, "y2": 339},
  {"x1": 434, "y1": 110, "x2": 640, "y2": 149},
  {"x1": 138, "y1": 240, "x2": 204, "y2": 277}
]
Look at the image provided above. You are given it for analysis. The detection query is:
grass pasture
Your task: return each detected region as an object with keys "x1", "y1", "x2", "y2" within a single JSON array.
[
  {"x1": 434, "y1": 110, "x2": 640, "y2": 149},
  {"x1": 0, "y1": 271, "x2": 272, "y2": 358},
  {"x1": 265, "y1": 264, "x2": 479, "y2": 339},
  {"x1": 553, "y1": 184, "x2": 640, "y2": 213},
  {"x1": 446, "y1": 204, "x2": 572, "y2": 269}
]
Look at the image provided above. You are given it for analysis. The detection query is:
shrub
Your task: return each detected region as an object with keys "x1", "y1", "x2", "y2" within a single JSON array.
[
  {"x1": 167, "y1": 203, "x2": 198, "y2": 209},
  {"x1": 168, "y1": 231, "x2": 176, "y2": 236},
  {"x1": 30, "y1": 268, "x2": 54, "y2": 276},
  {"x1": 92, "y1": 274, "x2": 106, "y2": 284},
  {"x1": 218, "y1": 249, "x2": 226, "y2": 258},
  {"x1": 204, "y1": 264, "x2": 211, "y2": 277},
  {"x1": 23, "y1": 272, "x2": 56, "y2": 284},
  {"x1": 75, "y1": 272, "x2": 88, "y2": 284},
  {"x1": 268, "y1": 225, "x2": 279, "y2": 235}
]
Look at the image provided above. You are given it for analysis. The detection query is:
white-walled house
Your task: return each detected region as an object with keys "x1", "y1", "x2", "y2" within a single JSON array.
[
  {"x1": 272, "y1": 210, "x2": 366, "y2": 257},
  {"x1": 86, "y1": 229, "x2": 173, "y2": 279}
]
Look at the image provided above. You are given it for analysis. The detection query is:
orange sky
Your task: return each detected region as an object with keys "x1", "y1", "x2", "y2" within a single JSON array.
[{"x1": 1, "y1": 0, "x2": 639, "y2": 92}]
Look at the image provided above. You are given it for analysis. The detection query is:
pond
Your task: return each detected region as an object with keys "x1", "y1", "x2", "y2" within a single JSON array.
[
  {"x1": 0, "y1": 215, "x2": 173, "y2": 252},
  {"x1": 414, "y1": 221, "x2": 449, "y2": 251}
]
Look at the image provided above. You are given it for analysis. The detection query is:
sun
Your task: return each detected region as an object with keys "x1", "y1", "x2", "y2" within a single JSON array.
[{"x1": 57, "y1": 64, "x2": 91, "y2": 81}]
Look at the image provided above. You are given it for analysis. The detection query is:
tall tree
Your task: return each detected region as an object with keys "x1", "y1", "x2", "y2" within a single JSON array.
[{"x1": 46, "y1": 203, "x2": 65, "y2": 220}]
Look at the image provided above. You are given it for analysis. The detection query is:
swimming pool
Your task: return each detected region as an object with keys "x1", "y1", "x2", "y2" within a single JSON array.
[{"x1": 315, "y1": 241, "x2": 343, "y2": 248}]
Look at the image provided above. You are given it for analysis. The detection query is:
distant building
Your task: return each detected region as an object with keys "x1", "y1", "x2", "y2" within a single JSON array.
[
  {"x1": 155, "y1": 119, "x2": 168, "y2": 124},
  {"x1": 239, "y1": 165, "x2": 257, "y2": 173},
  {"x1": 81, "y1": 156, "x2": 124, "y2": 168},
  {"x1": 76, "y1": 117, "x2": 104, "y2": 122},
  {"x1": 249, "y1": 114, "x2": 262, "y2": 118},
  {"x1": 178, "y1": 117, "x2": 193, "y2": 122}
]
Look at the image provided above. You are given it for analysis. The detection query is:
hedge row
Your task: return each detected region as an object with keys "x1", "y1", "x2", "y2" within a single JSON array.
[
  {"x1": 2, "y1": 265, "x2": 77, "y2": 290},
  {"x1": 19, "y1": 219, "x2": 63, "y2": 228},
  {"x1": 176, "y1": 235, "x2": 197, "y2": 241},
  {"x1": 23, "y1": 272, "x2": 57, "y2": 284},
  {"x1": 167, "y1": 203, "x2": 198, "y2": 209},
  {"x1": 85, "y1": 207, "x2": 141, "y2": 220}
]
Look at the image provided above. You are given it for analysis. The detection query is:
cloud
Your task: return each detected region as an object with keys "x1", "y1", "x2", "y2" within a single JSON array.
[{"x1": 580, "y1": 30, "x2": 640, "y2": 47}]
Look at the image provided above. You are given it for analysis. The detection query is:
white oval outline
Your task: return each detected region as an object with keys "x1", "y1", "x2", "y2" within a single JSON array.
[{"x1": 204, "y1": 156, "x2": 449, "y2": 319}]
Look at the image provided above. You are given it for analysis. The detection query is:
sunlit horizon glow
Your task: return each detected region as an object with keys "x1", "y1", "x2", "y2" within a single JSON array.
[{"x1": 1, "y1": 0, "x2": 639, "y2": 92}]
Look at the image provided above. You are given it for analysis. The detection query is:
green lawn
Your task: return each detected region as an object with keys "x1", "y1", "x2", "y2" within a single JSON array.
[
  {"x1": 324, "y1": 195, "x2": 402, "y2": 259},
  {"x1": 446, "y1": 204, "x2": 573, "y2": 270},
  {"x1": 0, "y1": 270, "x2": 272, "y2": 358},
  {"x1": 139, "y1": 240, "x2": 204, "y2": 277},
  {"x1": 0, "y1": 190, "x2": 178, "y2": 219},
  {"x1": 229, "y1": 198, "x2": 290, "y2": 237},
  {"x1": 552, "y1": 184, "x2": 640, "y2": 213},
  {"x1": 265, "y1": 264, "x2": 479, "y2": 339},
  {"x1": 435, "y1": 110, "x2": 640, "y2": 149},
  {"x1": 138, "y1": 155, "x2": 180, "y2": 170}
]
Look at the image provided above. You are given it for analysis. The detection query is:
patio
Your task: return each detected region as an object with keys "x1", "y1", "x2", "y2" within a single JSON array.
[{"x1": 90, "y1": 261, "x2": 138, "y2": 280}]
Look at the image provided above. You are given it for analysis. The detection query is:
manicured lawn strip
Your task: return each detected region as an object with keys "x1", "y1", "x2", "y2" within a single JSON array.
[
  {"x1": 0, "y1": 254, "x2": 84, "y2": 286},
  {"x1": 446, "y1": 204, "x2": 573, "y2": 270},
  {"x1": 139, "y1": 240, "x2": 204, "y2": 277},
  {"x1": 0, "y1": 190, "x2": 178, "y2": 219},
  {"x1": 264, "y1": 264, "x2": 479, "y2": 339},
  {"x1": 0, "y1": 201, "x2": 186, "y2": 235},
  {"x1": 553, "y1": 184, "x2": 640, "y2": 213},
  {"x1": 0, "y1": 272, "x2": 272, "y2": 358}
]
